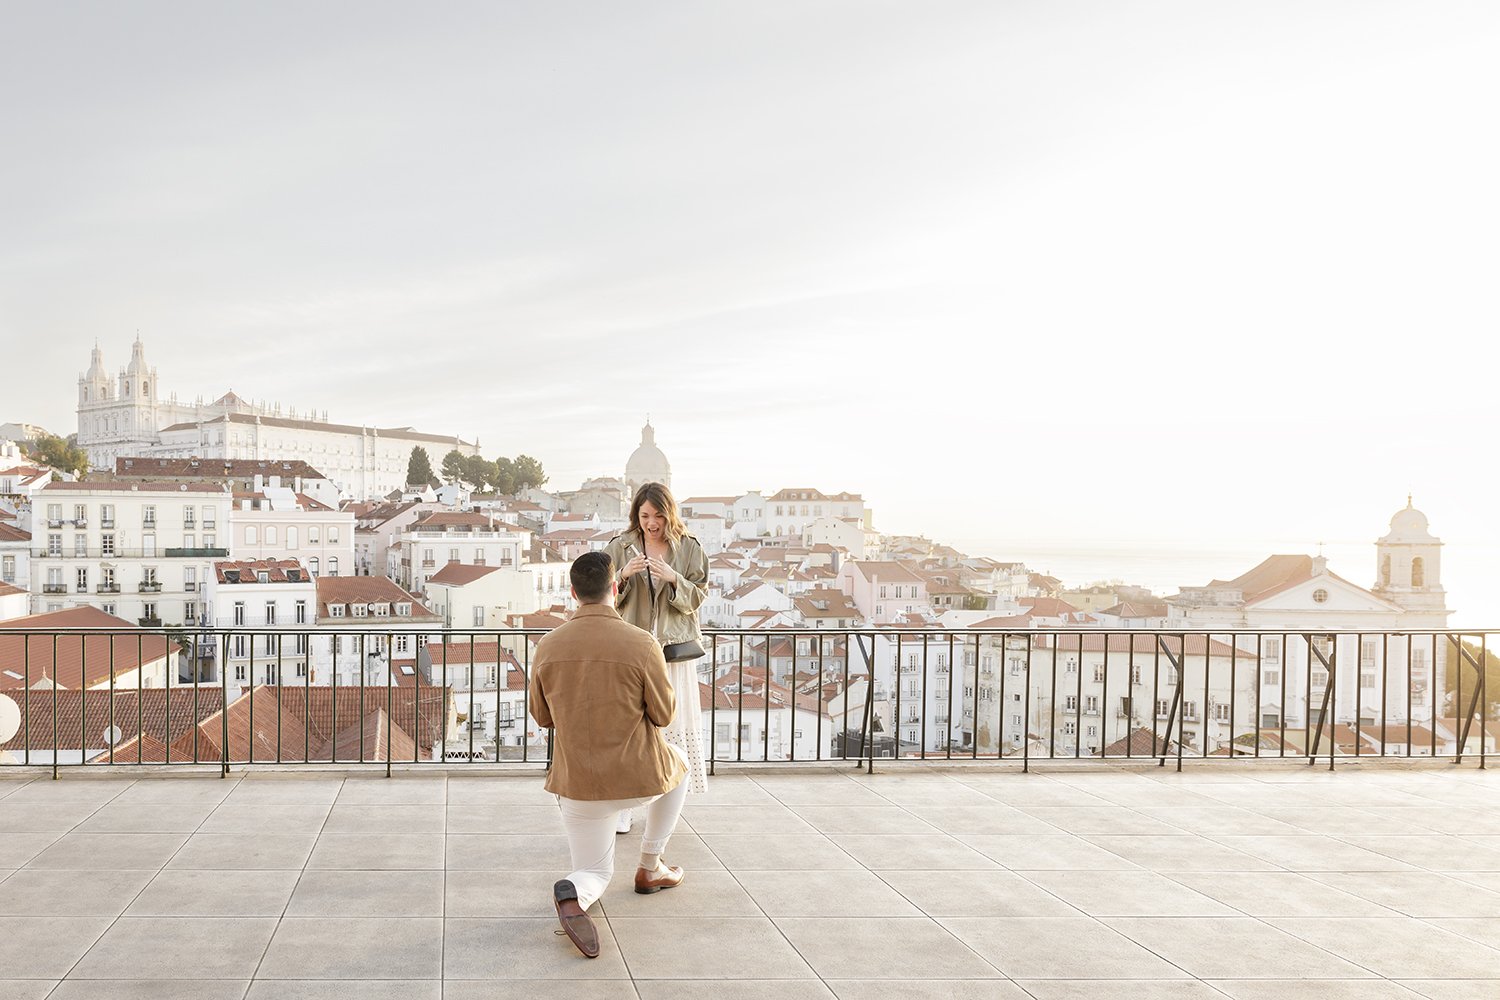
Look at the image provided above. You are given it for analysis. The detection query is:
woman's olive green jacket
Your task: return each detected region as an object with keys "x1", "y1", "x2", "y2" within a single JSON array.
[{"x1": 602, "y1": 529, "x2": 709, "y2": 646}]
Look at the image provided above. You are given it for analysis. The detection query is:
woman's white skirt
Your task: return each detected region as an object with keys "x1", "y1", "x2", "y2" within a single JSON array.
[{"x1": 661, "y1": 656, "x2": 708, "y2": 793}]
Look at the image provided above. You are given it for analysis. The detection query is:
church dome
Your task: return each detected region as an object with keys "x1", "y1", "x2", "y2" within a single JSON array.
[
  {"x1": 625, "y1": 421, "x2": 671, "y2": 490},
  {"x1": 1379, "y1": 497, "x2": 1438, "y2": 544},
  {"x1": 85, "y1": 345, "x2": 107, "y2": 382}
]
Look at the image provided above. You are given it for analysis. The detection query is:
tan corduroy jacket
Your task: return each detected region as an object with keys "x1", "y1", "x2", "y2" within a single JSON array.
[
  {"x1": 602, "y1": 530, "x2": 709, "y2": 646},
  {"x1": 528, "y1": 603, "x2": 687, "y2": 801}
]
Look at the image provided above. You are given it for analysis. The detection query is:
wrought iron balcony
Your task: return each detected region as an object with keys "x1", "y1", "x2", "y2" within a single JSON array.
[
  {"x1": 41, "y1": 583, "x2": 67, "y2": 594},
  {"x1": 164, "y1": 547, "x2": 229, "y2": 558},
  {"x1": 95, "y1": 583, "x2": 120, "y2": 593},
  {"x1": 138, "y1": 582, "x2": 163, "y2": 593}
]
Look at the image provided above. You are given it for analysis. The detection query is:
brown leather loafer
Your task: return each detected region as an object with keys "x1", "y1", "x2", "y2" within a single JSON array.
[
  {"x1": 553, "y1": 879, "x2": 600, "y2": 958},
  {"x1": 634, "y1": 863, "x2": 685, "y2": 894}
]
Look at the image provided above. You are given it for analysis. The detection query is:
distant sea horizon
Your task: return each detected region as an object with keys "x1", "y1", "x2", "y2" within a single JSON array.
[{"x1": 948, "y1": 536, "x2": 1499, "y2": 629}]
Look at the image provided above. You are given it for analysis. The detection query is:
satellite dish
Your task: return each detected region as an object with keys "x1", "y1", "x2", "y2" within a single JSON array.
[
  {"x1": 0, "y1": 694, "x2": 20, "y2": 744},
  {"x1": 103, "y1": 725, "x2": 123, "y2": 747}
]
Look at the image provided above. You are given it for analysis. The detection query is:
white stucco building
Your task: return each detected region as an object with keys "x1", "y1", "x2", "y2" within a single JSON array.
[{"x1": 77, "y1": 339, "x2": 479, "y2": 498}]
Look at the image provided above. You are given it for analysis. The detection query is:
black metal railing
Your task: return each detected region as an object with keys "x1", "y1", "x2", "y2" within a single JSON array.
[{"x1": 0, "y1": 626, "x2": 1490, "y2": 777}]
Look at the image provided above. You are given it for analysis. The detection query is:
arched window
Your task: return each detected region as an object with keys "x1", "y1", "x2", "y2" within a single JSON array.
[
  {"x1": 310, "y1": 557, "x2": 320, "y2": 577},
  {"x1": 328, "y1": 556, "x2": 339, "y2": 577},
  {"x1": 1411, "y1": 557, "x2": 1425, "y2": 588},
  {"x1": 1380, "y1": 555, "x2": 1391, "y2": 586}
]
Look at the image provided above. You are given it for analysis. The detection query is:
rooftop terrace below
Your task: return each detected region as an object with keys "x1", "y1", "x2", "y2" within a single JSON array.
[{"x1": 0, "y1": 762, "x2": 1498, "y2": 999}]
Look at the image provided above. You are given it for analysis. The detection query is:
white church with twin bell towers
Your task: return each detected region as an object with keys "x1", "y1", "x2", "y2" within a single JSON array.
[{"x1": 76, "y1": 338, "x2": 480, "y2": 499}]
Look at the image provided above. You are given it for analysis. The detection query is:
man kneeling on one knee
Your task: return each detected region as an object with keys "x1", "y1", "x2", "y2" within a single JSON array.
[{"x1": 529, "y1": 550, "x2": 689, "y2": 958}]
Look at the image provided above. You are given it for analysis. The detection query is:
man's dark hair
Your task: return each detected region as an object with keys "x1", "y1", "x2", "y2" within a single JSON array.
[{"x1": 570, "y1": 550, "x2": 614, "y2": 602}]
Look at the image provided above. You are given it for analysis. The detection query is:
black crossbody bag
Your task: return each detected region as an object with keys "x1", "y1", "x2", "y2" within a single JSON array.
[{"x1": 645, "y1": 557, "x2": 705, "y2": 663}]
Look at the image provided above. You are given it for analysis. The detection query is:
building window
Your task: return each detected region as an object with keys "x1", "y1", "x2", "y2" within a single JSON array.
[
  {"x1": 1263, "y1": 668, "x2": 1280, "y2": 685},
  {"x1": 235, "y1": 664, "x2": 246, "y2": 681},
  {"x1": 47, "y1": 534, "x2": 61, "y2": 557},
  {"x1": 1, "y1": 556, "x2": 13, "y2": 582},
  {"x1": 1264, "y1": 637, "x2": 1281, "y2": 662},
  {"x1": 472, "y1": 607, "x2": 484, "y2": 627},
  {"x1": 74, "y1": 535, "x2": 87, "y2": 557},
  {"x1": 329, "y1": 526, "x2": 339, "y2": 543},
  {"x1": 328, "y1": 557, "x2": 339, "y2": 576},
  {"x1": 143, "y1": 505, "x2": 156, "y2": 526},
  {"x1": 266, "y1": 526, "x2": 278, "y2": 545},
  {"x1": 395, "y1": 635, "x2": 409, "y2": 654},
  {"x1": 101, "y1": 504, "x2": 114, "y2": 528},
  {"x1": 265, "y1": 602, "x2": 277, "y2": 625},
  {"x1": 233, "y1": 601, "x2": 245, "y2": 626},
  {"x1": 1312, "y1": 588, "x2": 1329, "y2": 604},
  {"x1": 310, "y1": 557, "x2": 320, "y2": 577},
  {"x1": 185, "y1": 567, "x2": 196, "y2": 592},
  {"x1": 295, "y1": 600, "x2": 307, "y2": 624},
  {"x1": 184, "y1": 601, "x2": 197, "y2": 623},
  {"x1": 309, "y1": 526, "x2": 319, "y2": 543},
  {"x1": 245, "y1": 526, "x2": 258, "y2": 545},
  {"x1": 1411, "y1": 557, "x2": 1425, "y2": 587}
]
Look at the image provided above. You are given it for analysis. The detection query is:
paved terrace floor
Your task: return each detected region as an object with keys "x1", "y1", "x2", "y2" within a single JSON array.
[{"x1": 1, "y1": 763, "x2": 1499, "y2": 1000}]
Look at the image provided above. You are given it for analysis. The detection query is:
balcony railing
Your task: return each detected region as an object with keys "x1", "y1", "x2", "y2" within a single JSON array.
[
  {"x1": 95, "y1": 583, "x2": 121, "y2": 593},
  {"x1": 165, "y1": 547, "x2": 228, "y2": 558},
  {"x1": 41, "y1": 583, "x2": 67, "y2": 594},
  {"x1": 0, "y1": 627, "x2": 1492, "y2": 775},
  {"x1": 139, "y1": 582, "x2": 163, "y2": 593}
]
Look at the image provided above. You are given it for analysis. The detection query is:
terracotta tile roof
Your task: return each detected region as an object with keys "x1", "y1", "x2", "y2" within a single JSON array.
[
  {"x1": 846, "y1": 561, "x2": 922, "y2": 584},
  {"x1": 90, "y1": 732, "x2": 172, "y2": 763},
  {"x1": 1019, "y1": 597, "x2": 1082, "y2": 617},
  {"x1": 0, "y1": 608, "x2": 176, "y2": 690},
  {"x1": 321, "y1": 708, "x2": 418, "y2": 762},
  {"x1": 412, "y1": 511, "x2": 493, "y2": 528},
  {"x1": 0, "y1": 524, "x2": 31, "y2": 542},
  {"x1": 1101, "y1": 601, "x2": 1170, "y2": 618},
  {"x1": 0, "y1": 687, "x2": 226, "y2": 754},
  {"x1": 427, "y1": 562, "x2": 502, "y2": 586},
  {"x1": 314, "y1": 577, "x2": 438, "y2": 619},
  {"x1": 1097, "y1": 726, "x2": 1193, "y2": 757},
  {"x1": 113, "y1": 457, "x2": 331, "y2": 481},
  {"x1": 0, "y1": 581, "x2": 26, "y2": 598},
  {"x1": 213, "y1": 559, "x2": 311, "y2": 584},
  {"x1": 40, "y1": 481, "x2": 229, "y2": 494}
]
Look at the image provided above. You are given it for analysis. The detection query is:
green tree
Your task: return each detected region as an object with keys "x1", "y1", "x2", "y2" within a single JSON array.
[
  {"x1": 406, "y1": 446, "x2": 436, "y2": 488},
  {"x1": 440, "y1": 449, "x2": 467, "y2": 484},
  {"x1": 491, "y1": 457, "x2": 516, "y2": 495},
  {"x1": 1444, "y1": 639, "x2": 1500, "y2": 720},
  {"x1": 513, "y1": 454, "x2": 547, "y2": 491},
  {"x1": 23, "y1": 433, "x2": 89, "y2": 477},
  {"x1": 463, "y1": 455, "x2": 494, "y2": 491}
]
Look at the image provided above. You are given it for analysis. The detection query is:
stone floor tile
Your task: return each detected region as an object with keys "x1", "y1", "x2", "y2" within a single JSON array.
[
  {"x1": 0, "y1": 916, "x2": 113, "y2": 979},
  {"x1": 245, "y1": 983, "x2": 440, "y2": 1000},
  {"x1": 896, "y1": 804, "x2": 1055, "y2": 835},
  {"x1": 320, "y1": 803, "x2": 445, "y2": 834},
  {"x1": 113, "y1": 779, "x2": 236, "y2": 806},
  {"x1": 1134, "y1": 805, "x2": 1306, "y2": 835},
  {"x1": 598, "y1": 870, "x2": 763, "y2": 917},
  {"x1": 1339, "y1": 833, "x2": 1500, "y2": 871},
  {"x1": 828, "y1": 834, "x2": 1000, "y2": 870},
  {"x1": 443, "y1": 917, "x2": 631, "y2": 979},
  {"x1": 695, "y1": 834, "x2": 860, "y2": 870},
  {"x1": 306, "y1": 833, "x2": 443, "y2": 869},
  {"x1": 285, "y1": 868, "x2": 444, "y2": 916},
  {"x1": 2, "y1": 779, "x2": 130, "y2": 805},
  {"x1": 445, "y1": 803, "x2": 563, "y2": 835},
  {"x1": 74, "y1": 802, "x2": 217, "y2": 833},
  {"x1": 1085, "y1": 834, "x2": 1278, "y2": 871},
  {"x1": 447, "y1": 982, "x2": 640, "y2": 1000},
  {"x1": 788, "y1": 805, "x2": 939, "y2": 835},
  {"x1": 755, "y1": 778, "x2": 889, "y2": 806},
  {"x1": 127, "y1": 868, "x2": 300, "y2": 916},
  {"x1": 679, "y1": 804, "x2": 814, "y2": 834},
  {"x1": 0, "y1": 800, "x2": 107, "y2": 832},
  {"x1": 446, "y1": 777, "x2": 558, "y2": 805},
  {"x1": 938, "y1": 916, "x2": 1189, "y2": 979},
  {"x1": 48, "y1": 981, "x2": 250, "y2": 1000},
  {"x1": 1394, "y1": 980, "x2": 1500, "y2": 1000},
  {"x1": 957, "y1": 833, "x2": 1142, "y2": 870},
  {"x1": 167, "y1": 832, "x2": 318, "y2": 870},
  {"x1": 258, "y1": 916, "x2": 442, "y2": 979},
  {"x1": 1448, "y1": 870, "x2": 1500, "y2": 895},
  {"x1": 1022, "y1": 869, "x2": 1237, "y2": 916},
  {"x1": 1017, "y1": 982, "x2": 1227, "y2": 1000},
  {"x1": 610, "y1": 916, "x2": 816, "y2": 978},
  {"x1": 224, "y1": 777, "x2": 345, "y2": 806},
  {"x1": 773, "y1": 916, "x2": 1001, "y2": 979},
  {"x1": 692, "y1": 777, "x2": 782, "y2": 805},
  {"x1": 826, "y1": 982, "x2": 1029, "y2": 1000},
  {"x1": 611, "y1": 832, "x2": 727, "y2": 872},
  {"x1": 335, "y1": 777, "x2": 446, "y2": 805},
  {"x1": 1269, "y1": 916, "x2": 1500, "y2": 978},
  {"x1": 872, "y1": 783, "x2": 1005, "y2": 808},
  {"x1": 877, "y1": 869, "x2": 1080, "y2": 916},
  {"x1": 734, "y1": 869, "x2": 921, "y2": 916},
  {"x1": 1104, "y1": 917, "x2": 1373, "y2": 979},
  {"x1": 25, "y1": 832, "x2": 187, "y2": 870},
  {"x1": 446, "y1": 869, "x2": 575, "y2": 918},
  {"x1": 1305, "y1": 871, "x2": 1500, "y2": 917},
  {"x1": 0, "y1": 832, "x2": 60, "y2": 868},
  {"x1": 1417, "y1": 917, "x2": 1500, "y2": 950},
  {"x1": 0, "y1": 981, "x2": 56, "y2": 1000},
  {"x1": 636, "y1": 982, "x2": 838, "y2": 1000},
  {"x1": 1255, "y1": 807, "x2": 1396, "y2": 836},
  {"x1": 1207, "y1": 981, "x2": 1422, "y2": 1000},
  {"x1": 198, "y1": 803, "x2": 332, "y2": 834},
  {"x1": 1018, "y1": 806, "x2": 1182, "y2": 836},
  {"x1": 445, "y1": 833, "x2": 573, "y2": 869},
  {"x1": 1166, "y1": 871, "x2": 1397, "y2": 916},
  {"x1": 72, "y1": 916, "x2": 276, "y2": 979},
  {"x1": 961, "y1": 778, "x2": 1110, "y2": 808},
  {"x1": 0, "y1": 868, "x2": 154, "y2": 915}
]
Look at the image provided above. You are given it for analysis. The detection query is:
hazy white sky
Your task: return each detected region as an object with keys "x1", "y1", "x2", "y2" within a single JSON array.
[{"x1": 3, "y1": 2, "x2": 1498, "y2": 613}]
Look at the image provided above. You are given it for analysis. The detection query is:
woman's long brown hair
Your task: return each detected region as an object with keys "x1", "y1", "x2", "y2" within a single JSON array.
[{"x1": 629, "y1": 481, "x2": 687, "y2": 545}]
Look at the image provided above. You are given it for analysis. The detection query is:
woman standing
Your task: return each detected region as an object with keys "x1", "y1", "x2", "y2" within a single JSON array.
[{"x1": 604, "y1": 483, "x2": 710, "y2": 825}]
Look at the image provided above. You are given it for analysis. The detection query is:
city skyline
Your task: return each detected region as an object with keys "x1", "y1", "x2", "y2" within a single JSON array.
[{"x1": 5, "y1": 2, "x2": 1498, "y2": 616}]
